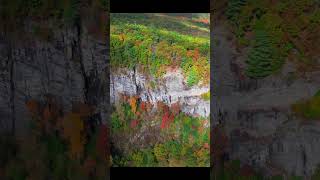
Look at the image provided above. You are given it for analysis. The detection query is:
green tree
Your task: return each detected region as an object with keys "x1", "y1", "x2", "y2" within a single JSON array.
[
  {"x1": 226, "y1": 0, "x2": 247, "y2": 25},
  {"x1": 187, "y1": 66, "x2": 200, "y2": 86},
  {"x1": 245, "y1": 30, "x2": 276, "y2": 78}
]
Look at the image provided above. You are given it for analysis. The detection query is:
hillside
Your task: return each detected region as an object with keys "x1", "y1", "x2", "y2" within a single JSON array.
[{"x1": 110, "y1": 13, "x2": 210, "y2": 167}]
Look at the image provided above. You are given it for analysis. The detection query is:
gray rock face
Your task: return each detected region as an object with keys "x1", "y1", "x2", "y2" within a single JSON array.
[
  {"x1": 213, "y1": 25, "x2": 320, "y2": 177},
  {"x1": 0, "y1": 24, "x2": 108, "y2": 135},
  {"x1": 110, "y1": 68, "x2": 210, "y2": 117}
]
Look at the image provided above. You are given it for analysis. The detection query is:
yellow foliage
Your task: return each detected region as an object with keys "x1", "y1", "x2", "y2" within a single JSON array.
[
  {"x1": 168, "y1": 159, "x2": 185, "y2": 167},
  {"x1": 194, "y1": 147, "x2": 209, "y2": 167},
  {"x1": 119, "y1": 33, "x2": 126, "y2": 41},
  {"x1": 128, "y1": 97, "x2": 137, "y2": 114},
  {"x1": 62, "y1": 112, "x2": 86, "y2": 159},
  {"x1": 26, "y1": 100, "x2": 39, "y2": 116},
  {"x1": 154, "y1": 143, "x2": 167, "y2": 162}
]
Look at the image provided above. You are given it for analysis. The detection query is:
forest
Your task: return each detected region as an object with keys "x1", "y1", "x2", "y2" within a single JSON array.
[{"x1": 110, "y1": 13, "x2": 210, "y2": 86}]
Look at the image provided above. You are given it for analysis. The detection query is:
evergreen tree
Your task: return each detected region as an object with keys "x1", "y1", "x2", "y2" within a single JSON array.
[
  {"x1": 226, "y1": 0, "x2": 247, "y2": 24},
  {"x1": 245, "y1": 30, "x2": 276, "y2": 78}
]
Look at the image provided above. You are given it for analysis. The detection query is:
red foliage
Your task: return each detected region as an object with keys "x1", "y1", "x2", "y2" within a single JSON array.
[
  {"x1": 145, "y1": 102, "x2": 153, "y2": 112},
  {"x1": 240, "y1": 164, "x2": 256, "y2": 177},
  {"x1": 130, "y1": 119, "x2": 139, "y2": 128},
  {"x1": 212, "y1": 125, "x2": 229, "y2": 163},
  {"x1": 43, "y1": 106, "x2": 52, "y2": 122},
  {"x1": 170, "y1": 102, "x2": 180, "y2": 116},
  {"x1": 191, "y1": 125, "x2": 198, "y2": 130},
  {"x1": 26, "y1": 99, "x2": 39, "y2": 116},
  {"x1": 128, "y1": 96, "x2": 137, "y2": 114},
  {"x1": 203, "y1": 143, "x2": 209, "y2": 149},
  {"x1": 194, "y1": 18, "x2": 210, "y2": 24},
  {"x1": 96, "y1": 124, "x2": 108, "y2": 160},
  {"x1": 83, "y1": 157, "x2": 97, "y2": 175},
  {"x1": 193, "y1": 48, "x2": 200, "y2": 60},
  {"x1": 157, "y1": 101, "x2": 169, "y2": 113},
  {"x1": 140, "y1": 101, "x2": 146, "y2": 111},
  {"x1": 160, "y1": 112, "x2": 175, "y2": 129}
]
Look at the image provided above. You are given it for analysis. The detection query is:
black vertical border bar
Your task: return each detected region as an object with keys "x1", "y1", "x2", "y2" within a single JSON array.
[
  {"x1": 106, "y1": 0, "x2": 111, "y2": 179},
  {"x1": 210, "y1": 0, "x2": 214, "y2": 178},
  {"x1": 210, "y1": 0, "x2": 218, "y2": 179},
  {"x1": 210, "y1": 3, "x2": 213, "y2": 168}
]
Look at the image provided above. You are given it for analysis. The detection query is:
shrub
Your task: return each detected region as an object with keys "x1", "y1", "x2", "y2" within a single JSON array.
[
  {"x1": 142, "y1": 149, "x2": 156, "y2": 167},
  {"x1": 201, "y1": 91, "x2": 210, "y2": 101},
  {"x1": 292, "y1": 95, "x2": 320, "y2": 120},
  {"x1": 314, "y1": 90, "x2": 320, "y2": 97},
  {"x1": 187, "y1": 66, "x2": 200, "y2": 86},
  {"x1": 194, "y1": 146, "x2": 210, "y2": 167},
  {"x1": 154, "y1": 143, "x2": 168, "y2": 162},
  {"x1": 111, "y1": 113, "x2": 122, "y2": 131},
  {"x1": 312, "y1": 165, "x2": 320, "y2": 180},
  {"x1": 161, "y1": 112, "x2": 175, "y2": 129},
  {"x1": 130, "y1": 151, "x2": 144, "y2": 167}
]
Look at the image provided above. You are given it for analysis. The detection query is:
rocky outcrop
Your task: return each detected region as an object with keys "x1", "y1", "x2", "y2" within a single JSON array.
[
  {"x1": 110, "y1": 68, "x2": 210, "y2": 117},
  {"x1": 213, "y1": 25, "x2": 320, "y2": 178},
  {"x1": 0, "y1": 22, "x2": 108, "y2": 135}
]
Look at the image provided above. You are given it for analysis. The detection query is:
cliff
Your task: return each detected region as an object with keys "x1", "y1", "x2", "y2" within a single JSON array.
[
  {"x1": 0, "y1": 22, "x2": 109, "y2": 135},
  {"x1": 213, "y1": 24, "x2": 320, "y2": 177},
  {"x1": 110, "y1": 68, "x2": 210, "y2": 118}
]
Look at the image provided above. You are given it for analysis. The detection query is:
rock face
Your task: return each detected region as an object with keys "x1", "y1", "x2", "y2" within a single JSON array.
[
  {"x1": 213, "y1": 25, "x2": 320, "y2": 177},
  {"x1": 110, "y1": 68, "x2": 210, "y2": 117},
  {"x1": 0, "y1": 23, "x2": 108, "y2": 135}
]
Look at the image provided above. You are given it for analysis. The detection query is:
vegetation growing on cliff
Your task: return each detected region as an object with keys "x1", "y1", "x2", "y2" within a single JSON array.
[
  {"x1": 0, "y1": 98, "x2": 109, "y2": 179},
  {"x1": 110, "y1": 95, "x2": 210, "y2": 167},
  {"x1": 292, "y1": 90, "x2": 320, "y2": 120},
  {"x1": 110, "y1": 13, "x2": 210, "y2": 86},
  {"x1": 201, "y1": 91, "x2": 210, "y2": 101},
  {"x1": 0, "y1": 0, "x2": 108, "y2": 41},
  {"x1": 224, "y1": 0, "x2": 320, "y2": 78}
]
